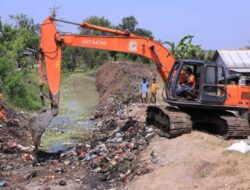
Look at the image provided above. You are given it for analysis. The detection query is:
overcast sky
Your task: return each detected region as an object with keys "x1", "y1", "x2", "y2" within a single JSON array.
[{"x1": 0, "y1": 0, "x2": 249, "y2": 50}]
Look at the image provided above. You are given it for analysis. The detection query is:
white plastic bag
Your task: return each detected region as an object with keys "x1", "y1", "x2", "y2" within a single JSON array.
[{"x1": 227, "y1": 140, "x2": 250, "y2": 154}]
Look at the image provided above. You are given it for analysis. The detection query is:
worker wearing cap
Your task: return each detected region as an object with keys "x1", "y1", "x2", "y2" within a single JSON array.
[{"x1": 0, "y1": 93, "x2": 8, "y2": 125}]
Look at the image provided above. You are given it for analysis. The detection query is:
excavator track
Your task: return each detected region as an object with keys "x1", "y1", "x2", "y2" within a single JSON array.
[
  {"x1": 147, "y1": 106, "x2": 250, "y2": 139},
  {"x1": 190, "y1": 111, "x2": 250, "y2": 139},
  {"x1": 221, "y1": 116, "x2": 250, "y2": 139},
  {"x1": 146, "y1": 105, "x2": 192, "y2": 138}
]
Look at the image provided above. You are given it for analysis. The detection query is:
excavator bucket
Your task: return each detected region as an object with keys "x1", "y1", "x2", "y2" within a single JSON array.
[{"x1": 28, "y1": 110, "x2": 53, "y2": 148}]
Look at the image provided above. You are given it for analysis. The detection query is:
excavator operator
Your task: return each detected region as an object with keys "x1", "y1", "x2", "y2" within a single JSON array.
[
  {"x1": 0, "y1": 93, "x2": 8, "y2": 126},
  {"x1": 176, "y1": 67, "x2": 196, "y2": 96}
]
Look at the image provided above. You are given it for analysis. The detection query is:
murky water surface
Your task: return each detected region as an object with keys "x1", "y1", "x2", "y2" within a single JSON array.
[{"x1": 41, "y1": 73, "x2": 99, "y2": 152}]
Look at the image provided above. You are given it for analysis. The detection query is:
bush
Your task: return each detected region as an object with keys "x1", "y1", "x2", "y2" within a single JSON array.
[{"x1": 4, "y1": 72, "x2": 40, "y2": 110}]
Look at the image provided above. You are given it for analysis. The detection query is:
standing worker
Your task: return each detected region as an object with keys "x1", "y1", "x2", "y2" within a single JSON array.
[
  {"x1": 0, "y1": 93, "x2": 8, "y2": 126},
  {"x1": 141, "y1": 78, "x2": 149, "y2": 103},
  {"x1": 150, "y1": 78, "x2": 159, "y2": 104}
]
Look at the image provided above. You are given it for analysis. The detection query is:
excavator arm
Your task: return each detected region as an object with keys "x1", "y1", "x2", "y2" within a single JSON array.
[{"x1": 39, "y1": 16, "x2": 175, "y2": 116}]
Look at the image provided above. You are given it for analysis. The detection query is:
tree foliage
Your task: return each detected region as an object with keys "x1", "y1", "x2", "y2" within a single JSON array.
[
  {"x1": 116, "y1": 16, "x2": 153, "y2": 62},
  {"x1": 164, "y1": 35, "x2": 215, "y2": 61},
  {"x1": 164, "y1": 35, "x2": 201, "y2": 59},
  {"x1": 10, "y1": 14, "x2": 39, "y2": 33},
  {"x1": 135, "y1": 28, "x2": 153, "y2": 39},
  {"x1": 80, "y1": 16, "x2": 112, "y2": 36},
  {"x1": 0, "y1": 15, "x2": 40, "y2": 110},
  {"x1": 117, "y1": 16, "x2": 153, "y2": 38},
  {"x1": 118, "y1": 16, "x2": 138, "y2": 33}
]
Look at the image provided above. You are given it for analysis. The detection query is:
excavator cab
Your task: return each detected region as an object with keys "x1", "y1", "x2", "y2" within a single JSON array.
[{"x1": 166, "y1": 60, "x2": 227, "y2": 106}]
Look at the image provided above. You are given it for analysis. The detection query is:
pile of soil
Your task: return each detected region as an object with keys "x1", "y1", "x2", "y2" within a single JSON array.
[
  {"x1": 0, "y1": 111, "x2": 32, "y2": 154},
  {"x1": 95, "y1": 61, "x2": 158, "y2": 115}
]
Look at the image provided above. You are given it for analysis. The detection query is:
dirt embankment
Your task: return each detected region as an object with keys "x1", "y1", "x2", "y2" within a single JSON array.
[
  {"x1": 0, "y1": 111, "x2": 31, "y2": 153},
  {"x1": 95, "y1": 61, "x2": 158, "y2": 115}
]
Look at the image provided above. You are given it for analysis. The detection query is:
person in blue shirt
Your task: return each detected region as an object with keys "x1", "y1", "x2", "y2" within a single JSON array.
[{"x1": 141, "y1": 78, "x2": 149, "y2": 103}]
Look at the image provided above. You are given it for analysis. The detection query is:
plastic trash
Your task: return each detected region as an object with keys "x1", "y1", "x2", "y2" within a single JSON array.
[
  {"x1": 0, "y1": 180, "x2": 7, "y2": 187},
  {"x1": 59, "y1": 180, "x2": 67, "y2": 186},
  {"x1": 83, "y1": 154, "x2": 97, "y2": 161},
  {"x1": 227, "y1": 140, "x2": 250, "y2": 153}
]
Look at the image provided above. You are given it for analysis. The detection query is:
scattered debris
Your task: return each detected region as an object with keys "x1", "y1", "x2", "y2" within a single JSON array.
[
  {"x1": 150, "y1": 149, "x2": 158, "y2": 164},
  {"x1": 25, "y1": 171, "x2": 37, "y2": 179},
  {"x1": 63, "y1": 160, "x2": 71, "y2": 165},
  {"x1": 0, "y1": 180, "x2": 7, "y2": 187},
  {"x1": 83, "y1": 154, "x2": 97, "y2": 161},
  {"x1": 17, "y1": 144, "x2": 34, "y2": 152},
  {"x1": 227, "y1": 140, "x2": 250, "y2": 153},
  {"x1": 22, "y1": 153, "x2": 35, "y2": 161},
  {"x1": 55, "y1": 168, "x2": 66, "y2": 174},
  {"x1": 59, "y1": 179, "x2": 67, "y2": 186}
]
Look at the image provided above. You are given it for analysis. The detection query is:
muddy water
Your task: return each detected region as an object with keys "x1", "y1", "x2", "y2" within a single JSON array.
[{"x1": 41, "y1": 73, "x2": 99, "y2": 152}]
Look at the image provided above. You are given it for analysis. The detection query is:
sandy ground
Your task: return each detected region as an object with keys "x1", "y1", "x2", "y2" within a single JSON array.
[{"x1": 125, "y1": 132, "x2": 250, "y2": 190}]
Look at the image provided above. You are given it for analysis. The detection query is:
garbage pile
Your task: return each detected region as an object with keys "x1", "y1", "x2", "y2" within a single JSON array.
[
  {"x1": 83, "y1": 61, "x2": 158, "y2": 186},
  {"x1": 0, "y1": 111, "x2": 32, "y2": 154},
  {"x1": 78, "y1": 115, "x2": 155, "y2": 184},
  {"x1": 18, "y1": 104, "x2": 155, "y2": 188}
]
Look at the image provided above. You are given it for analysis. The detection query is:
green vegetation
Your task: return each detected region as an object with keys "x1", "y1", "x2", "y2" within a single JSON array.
[
  {"x1": 41, "y1": 127, "x2": 92, "y2": 151},
  {"x1": 0, "y1": 14, "x2": 40, "y2": 110},
  {"x1": 164, "y1": 35, "x2": 215, "y2": 61}
]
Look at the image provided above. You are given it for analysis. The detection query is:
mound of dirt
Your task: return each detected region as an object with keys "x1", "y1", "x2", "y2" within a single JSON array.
[
  {"x1": 95, "y1": 61, "x2": 157, "y2": 113},
  {"x1": 0, "y1": 111, "x2": 32, "y2": 154}
]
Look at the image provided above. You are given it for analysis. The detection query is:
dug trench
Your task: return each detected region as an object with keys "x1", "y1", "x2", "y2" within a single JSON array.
[{"x1": 1, "y1": 61, "x2": 250, "y2": 190}]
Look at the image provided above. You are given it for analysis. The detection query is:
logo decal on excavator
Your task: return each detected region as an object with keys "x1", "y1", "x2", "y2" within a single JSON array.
[
  {"x1": 128, "y1": 40, "x2": 137, "y2": 52},
  {"x1": 82, "y1": 40, "x2": 107, "y2": 46}
]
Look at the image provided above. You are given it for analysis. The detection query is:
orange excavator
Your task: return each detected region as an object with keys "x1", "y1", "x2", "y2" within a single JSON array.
[{"x1": 29, "y1": 16, "x2": 250, "y2": 147}]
